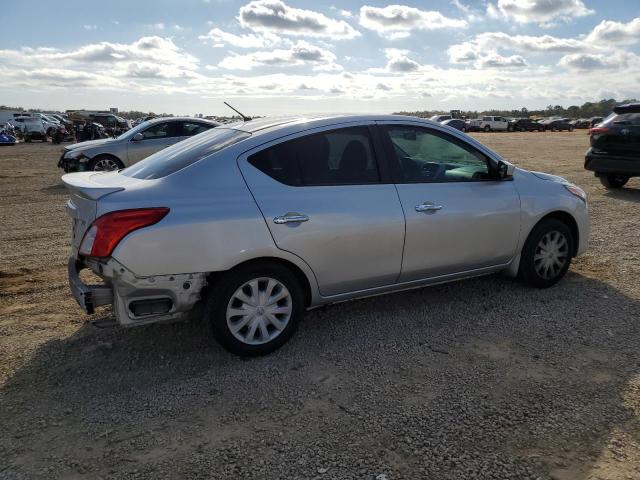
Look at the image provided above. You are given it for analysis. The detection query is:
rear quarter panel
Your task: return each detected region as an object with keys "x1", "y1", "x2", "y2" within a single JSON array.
[{"x1": 106, "y1": 153, "x2": 319, "y2": 297}]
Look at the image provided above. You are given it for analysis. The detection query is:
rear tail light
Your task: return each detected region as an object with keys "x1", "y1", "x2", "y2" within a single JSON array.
[
  {"x1": 79, "y1": 208, "x2": 169, "y2": 258},
  {"x1": 589, "y1": 127, "x2": 609, "y2": 135}
]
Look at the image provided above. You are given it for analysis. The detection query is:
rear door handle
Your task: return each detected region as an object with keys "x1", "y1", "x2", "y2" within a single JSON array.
[
  {"x1": 273, "y1": 213, "x2": 309, "y2": 224},
  {"x1": 415, "y1": 202, "x2": 443, "y2": 213}
]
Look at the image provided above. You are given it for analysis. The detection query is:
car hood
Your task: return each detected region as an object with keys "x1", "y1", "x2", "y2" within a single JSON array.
[
  {"x1": 64, "y1": 138, "x2": 116, "y2": 151},
  {"x1": 530, "y1": 171, "x2": 569, "y2": 183}
]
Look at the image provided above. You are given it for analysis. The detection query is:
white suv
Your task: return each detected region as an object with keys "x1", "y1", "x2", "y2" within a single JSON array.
[{"x1": 470, "y1": 116, "x2": 509, "y2": 132}]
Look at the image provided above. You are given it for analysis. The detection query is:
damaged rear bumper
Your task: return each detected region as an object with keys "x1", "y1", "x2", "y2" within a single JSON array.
[{"x1": 67, "y1": 256, "x2": 207, "y2": 327}]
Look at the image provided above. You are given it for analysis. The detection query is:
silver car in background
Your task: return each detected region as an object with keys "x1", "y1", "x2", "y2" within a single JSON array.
[
  {"x1": 58, "y1": 117, "x2": 219, "y2": 172},
  {"x1": 63, "y1": 115, "x2": 589, "y2": 356}
]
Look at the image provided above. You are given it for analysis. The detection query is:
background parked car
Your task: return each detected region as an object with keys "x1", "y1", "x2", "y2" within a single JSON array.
[
  {"x1": 11, "y1": 117, "x2": 47, "y2": 142},
  {"x1": 540, "y1": 118, "x2": 574, "y2": 132},
  {"x1": 58, "y1": 117, "x2": 220, "y2": 171},
  {"x1": 429, "y1": 114, "x2": 452, "y2": 123},
  {"x1": 589, "y1": 117, "x2": 604, "y2": 128},
  {"x1": 469, "y1": 116, "x2": 509, "y2": 132},
  {"x1": 570, "y1": 119, "x2": 590, "y2": 129},
  {"x1": 441, "y1": 118, "x2": 469, "y2": 132},
  {"x1": 509, "y1": 118, "x2": 543, "y2": 132},
  {"x1": 585, "y1": 102, "x2": 640, "y2": 189}
]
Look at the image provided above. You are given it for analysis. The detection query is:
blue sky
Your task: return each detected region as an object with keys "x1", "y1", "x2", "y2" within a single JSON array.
[{"x1": 1, "y1": 0, "x2": 639, "y2": 115}]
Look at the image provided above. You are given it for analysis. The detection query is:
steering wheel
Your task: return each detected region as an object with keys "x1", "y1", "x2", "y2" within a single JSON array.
[{"x1": 421, "y1": 162, "x2": 445, "y2": 181}]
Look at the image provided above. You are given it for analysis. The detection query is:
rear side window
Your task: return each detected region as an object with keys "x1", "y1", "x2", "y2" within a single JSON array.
[
  {"x1": 248, "y1": 126, "x2": 380, "y2": 186},
  {"x1": 121, "y1": 128, "x2": 250, "y2": 179},
  {"x1": 605, "y1": 113, "x2": 640, "y2": 126},
  {"x1": 181, "y1": 122, "x2": 213, "y2": 136}
]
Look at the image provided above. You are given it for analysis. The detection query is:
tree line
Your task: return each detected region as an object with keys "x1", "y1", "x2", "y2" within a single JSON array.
[{"x1": 394, "y1": 98, "x2": 638, "y2": 120}]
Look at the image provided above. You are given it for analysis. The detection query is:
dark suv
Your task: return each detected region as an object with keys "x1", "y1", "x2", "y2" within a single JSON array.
[
  {"x1": 585, "y1": 103, "x2": 640, "y2": 189},
  {"x1": 509, "y1": 118, "x2": 543, "y2": 132}
]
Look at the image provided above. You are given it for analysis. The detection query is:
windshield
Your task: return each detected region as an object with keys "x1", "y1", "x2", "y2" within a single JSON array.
[{"x1": 121, "y1": 128, "x2": 251, "y2": 179}]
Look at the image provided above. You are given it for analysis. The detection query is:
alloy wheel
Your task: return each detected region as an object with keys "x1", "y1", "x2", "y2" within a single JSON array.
[
  {"x1": 226, "y1": 277, "x2": 293, "y2": 345},
  {"x1": 534, "y1": 230, "x2": 569, "y2": 280},
  {"x1": 93, "y1": 158, "x2": 120, "y2": 171}
]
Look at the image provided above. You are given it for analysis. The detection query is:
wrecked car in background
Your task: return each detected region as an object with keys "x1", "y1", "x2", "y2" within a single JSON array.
[{"x1": 58, "y1": 117, "x2": 219, "y2": 171}]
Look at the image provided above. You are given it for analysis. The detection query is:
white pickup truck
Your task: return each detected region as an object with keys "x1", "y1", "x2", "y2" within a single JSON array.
[{"x1": 469, "y1": 116, "x2": 509, "y2": 132}]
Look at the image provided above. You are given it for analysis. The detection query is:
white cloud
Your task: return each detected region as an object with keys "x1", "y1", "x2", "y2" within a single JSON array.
[
  {"x1": 199, "y1": 28, "x2": 282, "y2": 48},
  {"x1": 558, "y1": 52, "x2": 637, "y2": 71},
  {"x1": 83, "y1": 24, "x2": 97, "y2": 30},
  {"x1": 586, "y1": 17, "x2": 640, "y2": 45},
  {"x1": 218, "y1": 41, "x2": 342, "y2": 71},
  {"x1": 359, "y1": 4, "x2": 467, "y2": 39},
  {"x1": 238, "y1": 0, "x2": 360, "y2": 39},
  {"x1": 487, "y1": 0, "x2": 594, "y2": 26},
  {"x1": 478, "y1": 54, "x2": 527, "y2": 68},
  {"x1": 0, "y1": 36, "x2": 199, "y2": 80},
  {"x1": 384, "y1": 48, "x2": 421, "y2": 72}
]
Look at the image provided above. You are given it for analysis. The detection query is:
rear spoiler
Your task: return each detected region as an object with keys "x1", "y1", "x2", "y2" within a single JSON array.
[{"x1": 61, "y1": 172, "x2": 124, "y2": 201}]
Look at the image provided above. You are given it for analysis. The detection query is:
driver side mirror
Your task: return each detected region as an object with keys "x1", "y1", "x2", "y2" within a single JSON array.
[
  {"x1": 496, "y1": 160, "x2": 515, "y2": 180},
  {"x1": 132, "y1": 132, "x2": 144, "y2": 142}
]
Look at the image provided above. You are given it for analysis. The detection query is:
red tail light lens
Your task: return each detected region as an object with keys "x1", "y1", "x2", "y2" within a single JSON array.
[
  {"x1": 589, "y1": 127, "x2": 609, "y2": 135},
  {"x1": 79, "y1": 208, "x2": 169, "y2": 258}
]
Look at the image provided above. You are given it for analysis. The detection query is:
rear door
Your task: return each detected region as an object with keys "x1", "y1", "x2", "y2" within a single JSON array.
[
  {"x1": 378, "y1": 122, "x2": 521, "y2": 282},
  {"x1": 126, "y1": 121, "x2": 178, "y2": 164},
  {"x1": 238, "y1": 124, "x2": 406, "y2": 297}
]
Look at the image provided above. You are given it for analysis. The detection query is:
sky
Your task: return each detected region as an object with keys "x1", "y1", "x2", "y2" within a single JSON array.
[{"x1": 1, "y1": 0, "x2": 639, "y2": 116}]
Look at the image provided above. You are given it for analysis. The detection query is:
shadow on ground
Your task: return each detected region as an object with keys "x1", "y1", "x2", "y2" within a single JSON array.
[{"x1": 1, "y1": 273, "x2": 639, "y2": 479}]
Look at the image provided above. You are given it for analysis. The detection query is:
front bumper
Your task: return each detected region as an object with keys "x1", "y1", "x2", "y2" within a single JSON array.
[{"x1": 584, "y1": 149, "x2": 640, "y2": 176}]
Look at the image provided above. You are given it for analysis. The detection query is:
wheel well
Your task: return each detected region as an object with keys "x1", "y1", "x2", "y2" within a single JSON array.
[
  {"x1": 537, "y1": 211, "x2": 579, "y2": 256},
  {"x1": 205, "y1": 257, "x2": 312, "y2": 307}
]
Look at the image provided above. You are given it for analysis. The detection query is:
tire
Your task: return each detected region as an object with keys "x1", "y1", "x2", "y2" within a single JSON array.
[
  {"x1": 461, "y1": 127, "x2": 467, "y2": 133},
  {"x1": 599, "y1": 174, "x2": 629, "y2": 189},
  {"x1": 569, "y1": 126, "x2": 574, "y2": 132},
  {"x1": 204, "y1": 262, "x2": 304, "y2": 356},
  {"x1": 87, "y1": 155, "x2": 124, "y2": 171},
  {"x1": 518, "y1": 218, "x2": 574, "y2": 288},
  {"x1": 483, "y1": 125, "x2": 491, "y2": 132}
]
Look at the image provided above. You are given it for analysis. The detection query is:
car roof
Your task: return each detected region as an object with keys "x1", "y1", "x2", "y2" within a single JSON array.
[
  {"x1": 613, "y1": 103, "x2": 640, "y2": 114},
  {"x1": 228, "y1": 114, "x2": 439, "y2": 136},
  {"x1": 145, "y1": 116, "x2": 220, "y2": 126}
]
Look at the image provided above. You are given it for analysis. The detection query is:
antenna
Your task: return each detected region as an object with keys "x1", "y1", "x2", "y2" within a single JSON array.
[{"x1": 223, "y1": 102, "x2": 252, "y2": 122}]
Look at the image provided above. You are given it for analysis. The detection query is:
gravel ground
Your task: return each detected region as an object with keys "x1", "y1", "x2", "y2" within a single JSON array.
[{"x1": 1, "y1": 133, "x2": 639, "y2": 480}]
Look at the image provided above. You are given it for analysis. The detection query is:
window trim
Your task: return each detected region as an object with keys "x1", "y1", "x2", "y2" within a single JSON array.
[
  {"x1": 243, "y1": 123, "x2": 394, "y2": 187},
  {"x1": 376, "y1": 122, "x2": 501, "y2": 184}
]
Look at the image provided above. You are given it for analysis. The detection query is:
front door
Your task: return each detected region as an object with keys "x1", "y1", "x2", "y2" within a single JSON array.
[
  {"x1": 238, "y1": 124, "x2": 405, "y2": 296},
  {"x1": 379, "y1": 122, "x2": 521, "y2": 282}
]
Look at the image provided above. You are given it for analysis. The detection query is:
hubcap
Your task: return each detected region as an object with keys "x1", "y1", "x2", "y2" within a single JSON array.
[
  {"x1": 534, "y1": 230, "x2": 569, "y2": 280},
  {"x1": 93, "y1": 158, "x2": 119, "y2": 171},
  {"x1": 226, "y1": 277, "x2": 292, "y2": 345}
]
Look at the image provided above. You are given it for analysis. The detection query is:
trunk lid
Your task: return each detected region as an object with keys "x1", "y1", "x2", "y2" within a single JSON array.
[{"x1": 61, "y1": 171, "x2": 142, "y2": 249}]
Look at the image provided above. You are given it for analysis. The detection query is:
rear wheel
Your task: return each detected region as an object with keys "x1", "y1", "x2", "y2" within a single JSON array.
[
  {"x1": 599, "y1": 174, "x2": 629, "y2": 189},
  {"x1": 205, "y1": 262, "x2": 304, "y2": 356},
  {"x1": 484, "y1": 125, "x2": 491, "y2": 132},
  {"x1": 88, "y1": 155, "x2": 124, "y2": 171},
  {"x1": 518, "y1": 218, "x2": 573, "y2": 288}
]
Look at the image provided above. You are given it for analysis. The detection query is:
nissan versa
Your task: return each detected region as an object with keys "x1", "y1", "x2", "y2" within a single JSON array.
[{"x1": 63, "y1": 115, "x2": 589, "y2": 356}]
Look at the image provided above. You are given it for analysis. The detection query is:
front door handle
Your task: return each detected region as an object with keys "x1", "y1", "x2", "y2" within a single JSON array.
[
  {"x1": 273, "y1": 213, "x2": 309, "y2": 224},
  {"x1": 415, "y1": 202, "x2": 443, "y2": 213}
]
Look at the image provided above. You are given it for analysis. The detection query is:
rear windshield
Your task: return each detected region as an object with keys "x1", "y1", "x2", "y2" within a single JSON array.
[
  {"x1": 602, "y1": 112, "x2": 640, "y2": 126},
  {"x1": 121, "y1": 128, "x2": 251, "y2": 179}
]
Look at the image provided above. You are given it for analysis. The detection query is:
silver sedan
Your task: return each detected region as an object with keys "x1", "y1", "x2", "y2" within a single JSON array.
[
  {"x1": 58, "y1": 117, "x2": 219, "y2": 172},
  {"x1": 63, "y1": 115, "x2": 589, "y2": 356}
]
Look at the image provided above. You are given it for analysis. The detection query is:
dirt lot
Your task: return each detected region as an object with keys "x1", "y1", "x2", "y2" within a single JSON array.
[{"x1": 1, "y1": 132, "x2": 639, "y2": 480}]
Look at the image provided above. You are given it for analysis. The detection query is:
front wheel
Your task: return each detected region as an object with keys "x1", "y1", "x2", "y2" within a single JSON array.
[
  {"x1": 599, "y1": 174, "x2": 629, "y2": 189},
  {"x1": 518, "y1": 219, "x2": 574, "y2": 288},
  {"x1": 483, "y1": 125, "x2": 491, "y2": 132},
  {"x1": 87, "y1": 155, "x2": 124, "y2": 171},
  {"x1": 205, "y1": 262, "x2": 304, "y2": 356}
]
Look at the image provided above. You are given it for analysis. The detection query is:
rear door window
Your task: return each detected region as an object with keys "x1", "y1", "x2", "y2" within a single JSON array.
[
  {"x1": 247, "y1": 126, "x2": 380, "y2": 186},
  {"x1": 180, "y1": 121, "x2": 214, "y2": 136}
]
